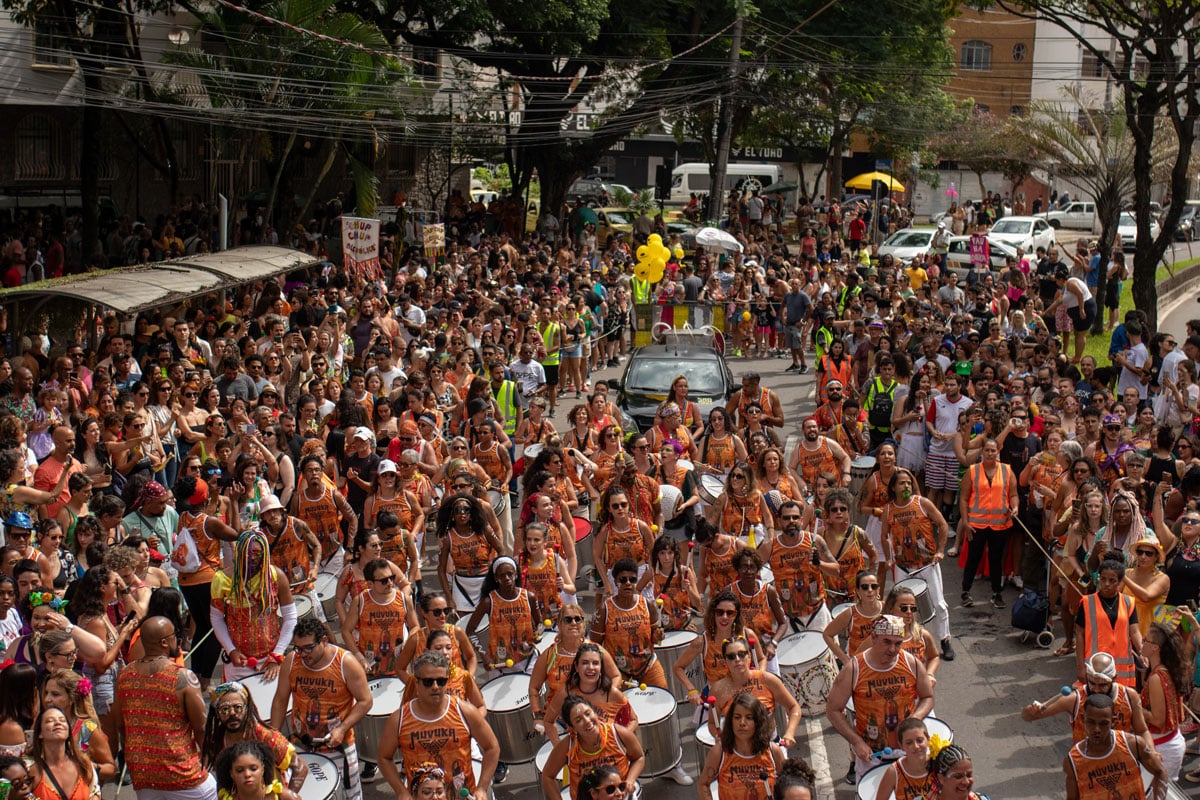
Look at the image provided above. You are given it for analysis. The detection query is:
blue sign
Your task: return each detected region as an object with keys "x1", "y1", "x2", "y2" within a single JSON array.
[{"x1": 875, "y1": 159, "x2": 893, "y2": 170}]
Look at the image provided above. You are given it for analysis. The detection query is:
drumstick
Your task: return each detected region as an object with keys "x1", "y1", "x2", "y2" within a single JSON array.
[{"x1": 1030, "y1": 685, "x2": 1074, "y2": 711}]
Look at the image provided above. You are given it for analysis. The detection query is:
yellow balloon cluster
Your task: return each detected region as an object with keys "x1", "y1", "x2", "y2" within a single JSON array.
[{"x1": 634, "y1": 234, "x2": 671, "y2": 283}]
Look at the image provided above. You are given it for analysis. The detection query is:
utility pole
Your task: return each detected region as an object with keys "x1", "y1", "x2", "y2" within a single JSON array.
[{"x1": 709, "y1": 3, "x2": 744, "y2": 227}]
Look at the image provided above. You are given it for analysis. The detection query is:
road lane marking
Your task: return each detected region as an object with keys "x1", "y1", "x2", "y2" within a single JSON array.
[{"x1": 803, "y1": 716, "x2": 834, "y2": 800}]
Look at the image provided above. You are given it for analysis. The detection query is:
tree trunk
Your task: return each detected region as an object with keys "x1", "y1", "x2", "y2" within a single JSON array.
[
  {"x1": 826, "y1": 124, "x2": 847, "y2": 201},
  {"x1": 80, "y1": 68, "x2": 104, "y2": 264},
  {"x1": 1090, "y1": 181, "x2": 1121, "y2": 334},
  {"x1": 297, "y1": 141, "x2": 339, "y2": 222},
  {"x1": 265, "y1": 130, "x2": 297, "y2": 234},
  {"x1": 1128, "y1": 91, "x2": 1164, "y2": 332}
]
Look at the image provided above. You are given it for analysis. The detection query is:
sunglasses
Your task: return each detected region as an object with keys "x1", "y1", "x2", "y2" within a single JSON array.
[
  {"x1": 616, "y1": 576, "x2": 638, "y2": 585},
  {"x1": 609, "y1": 502, "x2": 629, "y2": 510},
  {"x1": 599, "y1": 784, "x2": 628, "y2": 796},
  {"x1": 428, "y1": 607, "x2": 451, "y2": 617},
  {"x1": 418, "y1": 676, "x2": 450, "y2": 688},
  {"x1": 898, "y1": 604, "x2": 918, "y2": 612},
  {"x1": 828, "y1": 506, "x2": 848, "y2": 513},
  {"x1": 373, "y1": 575, "x2": 394, "y2": 584},
  {"x1": 1136, "y1": 550, "x2": 1157, "y2": 558},
  {"x1": 1183, "y1": 517, "x2": 1200, "y2": 525},
  {"x1": 562, "y1": 615, "x2": 585, "y2": 624},
  {"x1": 715, "y1": 609, "x2": 737, "y2": 618},
  {"x1": 858, "y1": 583, "x2": 879, "y2": 591},
  {"x1": 724, "y1": 650, "x2": 751, "y2": 661}
]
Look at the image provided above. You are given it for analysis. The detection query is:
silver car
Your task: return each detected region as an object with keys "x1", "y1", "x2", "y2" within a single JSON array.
[{"x1": 878, "y1": 228, "x2": 938, "y2": 263}]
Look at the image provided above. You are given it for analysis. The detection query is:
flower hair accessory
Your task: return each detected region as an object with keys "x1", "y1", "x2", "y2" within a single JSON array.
[
  {"x1": 77, "y1": 677, "x2": 93, "y2": 696},
  {"x1": 29, "y1": 591, "x2": 68, "y2": 611},
  {"x1": 928, "y1": 733, "x2": 951, "y2": 761}
]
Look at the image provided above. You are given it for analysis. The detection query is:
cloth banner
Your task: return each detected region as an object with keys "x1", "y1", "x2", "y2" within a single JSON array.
[
  {"x1": 423, "y1": 223, "x2": 445, "y2": 260},
  {"x1": 969, "y1": 233, "x2": 990, "y2": 268},
  {"x1": 342, "y1": 216, "x2": 381, "y2": 279}
]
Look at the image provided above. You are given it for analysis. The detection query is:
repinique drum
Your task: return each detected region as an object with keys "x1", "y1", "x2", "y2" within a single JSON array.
[
  {"x1": 699, "y1": 474, "x2": 725, "y2": 505},
  {"x1": 354, "y1": 677, "x2": 404, "y2": 764},
  {"x1": 574, "y1": 517, "x2": 594, "y2": 576},
  {"x1": 315, "y1": 572, "x2": 338, "y2": 622},
  {"x1": 242, "y1": 671, "x2": 289, "y2": 723},
  {"x1": 488, "y1": 489, "x2": 506, "y2": 515},
  {"x1": 695, "y1": 722, "x2": 716, "y2": 770},
  {"x1": 856, "y1": 763, "x2": 892, "y2": 800},
  {"x1": 623, "y1": 686, "x2": 682, "y2": 776},
  {"x1": 455, "y1": 611, "x2": 489, "y2": 651},
  {"x1": 776, "y1": 631, "x2": 838, "y2": 713},
  {"x1": 295, "y1": 595, "x2": 317, "y2": 626},
  {"x1": 296, "y1": 752, "x2": 344, "y2": 800},
  {"x1": 658, "y1": 629, "x2": 699, "y2": 702},
  {"x1": 482, "y1": 674, "x2": 538, "y2": 763},
  {"x1": 895, "y1": 576, "x2": 935, "y2": 624},
  {"x1": 849, "y1": 456, "x2": 876, "y2": 528}
]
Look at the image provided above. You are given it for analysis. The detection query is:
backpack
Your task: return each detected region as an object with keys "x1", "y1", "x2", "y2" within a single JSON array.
[{"x1": 866, "y1": 378, "x2": 896, "y2": 431}]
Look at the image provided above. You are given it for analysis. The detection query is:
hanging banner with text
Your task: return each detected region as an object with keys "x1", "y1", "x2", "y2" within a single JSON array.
[
  {"x1": 423, "y1": 222, "x2": 445, "y2": 261},
  {"x1": 969, "y1": 233, "x2": 991, "y2": 268},
  {"x1": 342, "y1": 216, "x2": 381, "y2": 279}
]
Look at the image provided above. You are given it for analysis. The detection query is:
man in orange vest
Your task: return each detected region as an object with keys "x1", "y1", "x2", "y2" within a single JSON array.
[
  {"x1": 957, "y1": 439, "x2": 1019, "y2": 610},
  {"x1": 1075, "y1": 560, "x2": 1143, "y2": 689}
]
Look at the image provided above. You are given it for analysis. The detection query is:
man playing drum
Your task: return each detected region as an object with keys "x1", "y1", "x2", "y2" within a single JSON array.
[
  {"x1": 826, "y1": 614, "x2": 936, "y2": 787},
  {"x1": 788, "y1": 417, "x2": 852, "y2": 495},
  {"x1": 1022, "y1": 651, "x2": 1151, "y2": 746},
  {"x1": 757, "y1": 499, "x2": 841, "y2": 633}
]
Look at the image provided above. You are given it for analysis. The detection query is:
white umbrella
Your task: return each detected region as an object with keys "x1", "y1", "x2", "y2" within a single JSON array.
[{"x1": 694, "y1": 226, "x2": 744, "y2": 253}]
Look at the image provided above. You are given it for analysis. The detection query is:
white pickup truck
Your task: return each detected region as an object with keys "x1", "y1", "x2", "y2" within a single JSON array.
[{"x1": 1041, "y1": 201, "x2": 1098, "y2": 231}]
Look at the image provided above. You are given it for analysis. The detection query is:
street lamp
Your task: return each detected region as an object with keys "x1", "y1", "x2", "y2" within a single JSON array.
[{"x1": 167, "y1": 26, "x2": 190, "y2": 46}]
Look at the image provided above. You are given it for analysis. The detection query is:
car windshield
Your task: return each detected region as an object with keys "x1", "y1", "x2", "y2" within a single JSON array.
[
  {"x1": 1119, "y1": 213, "x2": 1135, "y2": 226},
  {"x1": 626, "y1": 358, "x2": 724, "y2": 396},
  {"x1": 606, "y1": 211, "x2": 630, "y2": 225},
  {"x1": 884, "y1": 231, "x2": 932, "y2": 247},
  {"x1": 990, "y1": 219, "x2": 1030, "y2": 235}
]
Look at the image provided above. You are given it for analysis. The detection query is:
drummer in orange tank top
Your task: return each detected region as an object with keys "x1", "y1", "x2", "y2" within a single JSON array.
[
  {"x1": 696, "y1": 408, "x2": 747, "y2": 477},
  {"x1": 697, "y1": 693, "x2": 786, "y2": 800},
  {"x1": 706, "y1": 637, "x2": 801, "y2": 747},
  {"x1": 730, "y1": 549, "x2": 787, "y2": 668},
  {"x1": 696, "y1": 519, "x2": 743, "y2": 597},
  {"x1": 673, "y1": 589, "x2": 767, "y2": 706},
  {"x1": 395, "y1": 591, "x2": 478, "y2": 676},
  {"x1": 592, "y1": 485, "x2": 655, "y2": 596},
  {"x1": 540, "y1": 696, "x2": 646, "y2": 800},
  {"x1": 341, "y1": 557, "x2": 420, "y2": 678},
  {"x1": 819, "y1": 488, "x2": 878, "y2": 607},
  {"x1": 591, "y1": 557, "x2": 667, "y2": 689},
  {"x1": 822, "y1": 569, "x2": 884, "y2": 666},
  {"x1": 540, "y1": 641, "x2": 637, "y2": 747},
  {"x1": 465, "y1": 556, "x2": 538, "y2": 674},
  {"x1": 530, "y1": 605, "x2": 623, "y2": 731}
]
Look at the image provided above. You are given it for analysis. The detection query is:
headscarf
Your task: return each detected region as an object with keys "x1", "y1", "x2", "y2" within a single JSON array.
[
  {"x1": 132, "y1": 480, "x2": 168, "y2": 512},
  {"x1": 873, "y1": 614, "x2": 906, "y2": 638}
]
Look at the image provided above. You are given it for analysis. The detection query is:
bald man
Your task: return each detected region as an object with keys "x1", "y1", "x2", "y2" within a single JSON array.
[{"x1": 113, "y1": 616, "x2": 217, "y2": 800}]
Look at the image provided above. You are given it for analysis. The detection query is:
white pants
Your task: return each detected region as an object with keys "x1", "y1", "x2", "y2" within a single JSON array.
[
  {"x1": 865, "y1": 517, "x2": 886, "y2": 564},
  {"x1": 135, "y1": 773, "x2": 218, "y2": 800},
  {"x1": 892, "y1": 562, "x2": 950, "y2": 643},
  {"x1": 1155, "y1": 730, "x2": 1185, "y2": 781},
  {"x1": 492, "y1": 491, "x2": 514, "y2": 554}
]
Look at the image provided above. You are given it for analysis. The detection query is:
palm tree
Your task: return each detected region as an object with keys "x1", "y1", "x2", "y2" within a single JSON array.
[{"x1": 1013, "y1": 85, "x2": 1175, "y2": 333}]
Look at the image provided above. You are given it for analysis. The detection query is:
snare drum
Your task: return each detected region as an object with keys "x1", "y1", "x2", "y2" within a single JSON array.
[
  {"x1": 488, "y1": 489, "x2": 506, "y2": 515},
  {"x1": 482, "y1": 674, "x2": 538, "y2": 763},
  {"x1": 694, "y1": 723, "x2": 716, "y2": 771},
  {"x1": 776, "y1": 632, "x2": 839, "y2": 713},
  {"x1": 623, "y1": 686, "x2": 682, "y2": 776},
  {"x1": 355, "y1": 677, "x2": 404, "y2": 764},
  {"x1": 698, "y1": 474, "x2": 725, "y2": 505},
  {"x1": 315, "y1": 573, "x2": 338, "y2": 622},
  {"x1": 242, "y1": 672, "x2": 289, "y2": 721},
  {"x1": 848, "y1": 456, "x2": 876, "y2": 527},
  {"x1": 455, "y1": 611, "x2": 489, "y2": 651},
  {"x1": 658, "y1": 630, "x2": 699, "y2": 702},
  {"x1": 856, "y1": 763, "x2": 892, "y2": 800},
  {"x1": 297, "y1": 752, "x2": 344, "y2": 800},
  {"x1": 535, "y1": 740, "x2": 569, "y2": 788},
  {"x1": 295, "y1": 595, "x2": 317, "y2": 626},
  {"x1": 895, "y1": 576, "x2": 935, "y2": 624},
  {"x1": 574, "y1": 517, "x2": 594, "y2": 575}
]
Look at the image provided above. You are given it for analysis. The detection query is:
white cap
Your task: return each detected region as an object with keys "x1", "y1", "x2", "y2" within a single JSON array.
[
  {"x1": 937, "y1": 221, "x2": 946, "y2": 229},
  {"x1": 378, "y1": 459, "x2": 398, "y2": 474},
  {"x1": 351, "y1": 426, "x2": 374, "y2": 442}
]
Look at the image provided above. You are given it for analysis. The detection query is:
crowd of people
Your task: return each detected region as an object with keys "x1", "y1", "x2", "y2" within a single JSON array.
[{"x1": 0, "y1": 187, "x2": 1191, "y2": 800}]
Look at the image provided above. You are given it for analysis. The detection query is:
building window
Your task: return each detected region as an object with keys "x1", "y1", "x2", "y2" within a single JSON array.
[
  {"x1": 14, "y1": 113, "x2": 65, "y2": 180},
  {"x1": 1011, "y1": 43, "x2": 1027, "y2": 62},
  {"x1": 1080, "y1": 54, "x2": 1104, "y2": 79},
  {"x1": 411, "y1": 46, "x2": 440, "y2": 82},
  {"x1": 32, "y1": 17, "x2": 73, "y2": 67},
  {"x1": 960, "y1": 40, "x2": 992, "y2": 71},
  {"x1": 974, "y1": 103, "x2": 990, "y2": 114}
]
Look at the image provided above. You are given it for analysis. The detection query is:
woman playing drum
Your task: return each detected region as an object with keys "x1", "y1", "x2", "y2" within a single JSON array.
[
  {"x1": 590, "y1": 557, "x2": 667, "y2": 689},
  {"x1": 636, "y1": 535, "x2": 701, "y2": 632},
  {"x1": 530, "y1": 606, "x2": 622, "y2": 730},
  {"x1": 822, "y1": 569, "x2": 884, "y2": 666},
  {"x1": 674, "y1": 590, "x2": 766, "y2": 706},
  {"x1": 698, "y1": 693, "x2": 786, "y2": 800},
  {"x1": 818, "y1": 489, "x2": 877, "y2": 608},
  {"x1": 540, "y1": 698, "x2": 645, "y2": 800},
  {"x1": 465, "y1": 556, "x2": 538, "y2": 675},
  {"x1": 695, "y1": 518, "x2": 744, "y2": 597},
  {"x1": 436, "y1": 493, "x2": 504, "y2": 615},
  {"x1": 706, "y1": 638, "x2": 800, "y2": 747},
  {"x1": 394, "y1": 591, "x2": 477, "y2": 676},
  {"x1": 540, "y1": 642, "x2": 637, "y2": 746},
  {"x1": 592, "y1": 487, "x2": 654, "y2": 596},
  {"x1": 884, "y1": 585, "x2": 941, "y2": 680},
  {"x1": 707, "y1": 463, "x2": 774, "y2": 548}
]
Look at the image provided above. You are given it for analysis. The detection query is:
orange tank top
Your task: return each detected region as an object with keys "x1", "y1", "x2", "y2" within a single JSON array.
[
  {"x1": 407, "y1": 624, "x2": 468, "y2": 672},
  {"x1": 1071, "y1": 686, "x2": 1135, "y2": 743},
  {"x1": 380, "y1": 529, "x2": 412, "y2": 579},
  {"x1": 848, "y1": 605, "x2": 881, "y2": 655},
  {"x1": 890, "y1": 759, "x2": 937, "y2": 800},
  {"x1": 702, "y1": 434, "x2": 737, "y2": 472},
  {"x1": 288, "y1": 647, "x2": 358, "y2": 745},
  {"x1": 487, "y1": 588, "x2": 535, "y2": 667},
  {"x1": 795, "y1": 439, "x2": 837, "y2": 488},
  {"x1": 115, "y1": 662, "x2": 206, "y2": 790},
  {"x1": 521, "y1": 554, "x2": 561, "y2": 620},
  {"x1": 472, "y1": 441, "x2": 506, "y2": 486},
  {"x1": 769, "y1": 532, "x2": 826, "y2": 618},
  {"x1": 176, "y1": 509, "x2": 221, "y2": 584},
  {"x1": 267, "y1": 516, "x2": 314, "y2": 592},
  {"x1": 883, "y1": 498, "x2": 938, "y2": 570},
  {"x1": 567, "y1": 723, "x2": 628, "y2": 800},
  {"x1": 397, "y1": 698, "x2": 477, "y2": 794},
  {"x1": 1068, "y1": 732, "x2": 1147, "y2": 800},
  {"x1": 374, "y1": 491, "x2": 418, "y2": 533},
  {"x1": 448, "y1": 530, "x2": 494, "y2": 576},
  {"x1": 900, "y1": 633, "x2": 929, "y2": 664},
  {"x1": 401, "y1": 665, "x2": 476, "y2": 707},
  {"x1": 716, "y1": 669, "x2": 776, "y2": 719},
  {"x1": 603, "y1": 522, "x2": 646, "y2": 568},
  {"x1": 654, "y1": 567, "x2": 693, "y2": 631},
  {"x1": 703, "y1": 632, "x2": 732, "y2": 686},
  {"x1": 716, "y1": 747, "x2": 776, "y2": 800},
  {"x1": 703, "y1": 538, "x2": 740, "y2": 590},
  {"x1": 733, "y1": 581, "x2": 774, "y2": 639},
  {"x1": 353, "y1": 590, "x2": 409, "y2": 678},
  {"x1": 604, "y1": 595, "x2": 656, "y2": 679},
  {"x1": 824, "y1": 527, "x2": 867, "y2": 602},
  {"x1": 721, "y1": 492, "x2": 765, "y2": 538},
  {"x1": 851, "y1": 651, "x2": 919, "y2": 753},
  {"x1": 295, "y1": 485, "x2": 341, "y2": 559}
]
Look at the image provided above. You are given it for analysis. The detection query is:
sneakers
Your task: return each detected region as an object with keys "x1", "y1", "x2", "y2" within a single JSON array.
[
  {"x1": 495, "y1": 763, "x2": 509, "y2": 784},
  {"x1": 667, "y1": 764, "x2": 694, "y2": 786},
  {"x1": 946, "y1": 546, "x2": 958, "y2": 558},
  {"x1": 961, "y1": 592, "x2": 975, "y2": 608},
  {"x1": 991, "y1": 593, "x2": 1006, "y2": 609},
  {"x1": 785, "y1": 364, "x2": 800, "y2": 373},
  {"x1": 361, "y1": 763, "x2": 379, "y2": 783},
  {"x1": 798, "y1": 365, "x2": 810, "y2": 374},
  {"x1": 845, "y1": 764, "x2": 857, "y2": 786},
  {"x1": 941, "y1": 638, "x2": 955, "y2": 661}
]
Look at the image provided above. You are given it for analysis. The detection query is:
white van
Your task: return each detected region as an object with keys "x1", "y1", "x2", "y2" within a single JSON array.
[{"x1": 669, "y1": 163, "x2": 782, "y2": 203}]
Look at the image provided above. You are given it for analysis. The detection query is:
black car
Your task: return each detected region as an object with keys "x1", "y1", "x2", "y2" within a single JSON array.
[{"x1": 617, "y1": 343, "x2": 735, "y2": 433}]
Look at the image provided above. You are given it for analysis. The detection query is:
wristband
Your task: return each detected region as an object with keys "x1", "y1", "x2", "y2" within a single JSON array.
[
  {"x1": 268, "y1": 653, "x2": 285, "y2": 664},
  {"x1": 687, "y1": 689, "x2": 700, "y2": 697}
]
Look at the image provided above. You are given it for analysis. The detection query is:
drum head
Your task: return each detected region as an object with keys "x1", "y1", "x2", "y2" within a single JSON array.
[
  {"x1": 678, "y1": 460, "x2": 694, "y2": 472},
  {"x1": 296, "y1": 753, "x2": 339, "y2": 800},
  {"x1": 857, "y1": 763, "x2": 893, "y2": 800},
  {"x1": 851, "y1": 456, "x2": 877, "y2": 474},
  {"x1": 896, "y1": 577, "x2": 929, "y2": 592},
  {"x1": 700, "y1": 474, "x2": 724, "y2": 495},
  {"x1": 660, "y1": 630, "x2": 699, "y2": 649},
  {"x1": 525, "y1": 443, "x2": 545, "y2": 461},
  {"x1": 368, "y1": 678, "x2": 404, "y2": 717},
  {"x1": 536, "y1": 631, "x2": 557, "y2": 655},
  {"x1": 455, "y1": 612, "x2": 489, "y2": 634},
  {"x1": 573, "y1": 517, "x2": 592, "y2": 543},
  {"x1": 696, "y1": 724, "x2": 716, "y2": 746},
  {"x1": 925, "y1": 716, "x2": 953, "y2": 743},
  {"x1": 314, "y1": 573, "x2": 337, "y2": 600},
  {"x1": 659, "y1": 484, "x2": 682, "y2": 521},
  {"x1": 776, "y1": 632, "x2": 829, "y2": 666},
  {"x1": 481, "y1": 674, "x2": 531, "y2": 713},
  {"x1": 295, "y1": 595, "x2": 313, "y2": 615},
  {"x1": 535, "y1": 740, "x2": 555, "y2": 773},
  {"x1": 241, "y1": 672, "x2": 287, "y2": 716},
  {"x1": 831, "y1": 603, "x2": 854, "y2": 620},
  {"x1": 622, "y1": 687, "x2": 675, "y2": 724}
]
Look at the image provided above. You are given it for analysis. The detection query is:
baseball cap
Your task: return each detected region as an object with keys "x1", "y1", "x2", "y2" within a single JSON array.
[
  {"x1": 351, "y1": 426, "x2": 374, "y2": 442},
  {"x1": 378, "y1": 459, "x2": 398, "y2": 475}
]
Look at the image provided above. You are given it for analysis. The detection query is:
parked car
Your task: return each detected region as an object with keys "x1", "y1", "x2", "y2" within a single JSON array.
[
  {"x1": 878, "y1": 227, "x2": 938, "y2": 263},
  {"x1": 618, "y1": 344, "x2": 734, "y2": 432},
  {"x1": 1041, "y1": 201, "x2": 1097, "y2": 231},
  {"x1": 1171, "y1": 204, "x2": 1198, "y2": 242},
  {"x1": 986, "y1": 216, "x2": 1056, "y2": 253},
  {"x1": 594, "y1": 208, "x2": 634, "y2": 244},
  {"x1": 567, "y1": 176, "x2": 607, "y2": 204},
  {"x1": 1116, "y1": 212, "x2": 1162, "y2": 251},
  {"x1": 944, "y1": 235, "x2": 1019, "y2": 270}
]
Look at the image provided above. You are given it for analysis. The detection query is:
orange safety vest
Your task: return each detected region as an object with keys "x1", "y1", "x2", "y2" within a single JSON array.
[
  {"x1": 1081, "y1": 593, "x2": 1137, "y2": 688},
  {"x1": 965, "y1": 462, "x2": 1015, "y2": 530}
]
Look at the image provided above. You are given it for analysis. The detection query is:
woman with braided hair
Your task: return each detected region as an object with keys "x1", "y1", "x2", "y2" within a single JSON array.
[
  {"x1": 930, "y1": 742, "x2": 987, "y2": 800},
  {"x1": 212, "y1": 740, "x2": 286, "y2": 800},
  {"x1": 210, "y1": 530, "x2": 297, "y2": 681},
  {"x1": 201, "y1": 682, "x2": 306, "y2": 800},
  {"x1": 436, "y1": 491, "x2": 503, "y2": 615}
]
